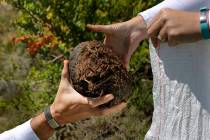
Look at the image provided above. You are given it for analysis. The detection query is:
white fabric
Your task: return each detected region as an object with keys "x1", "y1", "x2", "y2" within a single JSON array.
[
  {"x1": 139, "y1": 0, "x2": 210, "y2": 140},
  {"x1": 0, "y1": 119, "x2": 39, "y2": 140},
  {"x1": 140, "y1": 0, "x2": 207, "y2": 23},
  {"x1": 147, "y1": 40, "x2": 210, "y2": 140}
]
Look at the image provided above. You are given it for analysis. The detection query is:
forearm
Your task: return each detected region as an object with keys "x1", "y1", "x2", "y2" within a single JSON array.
[
  {"x1": 31, "y1": 113, "x2": 54, "y2": 140},
  {"x1": 139, "y1": 0, "x2": 207, "y2": 23},
  {"x1": 0, "y1": 119, "x2": 39, "y2": 140},
  {"x1": 31, "y1": 105, "x2": 68, "y2": 140}
]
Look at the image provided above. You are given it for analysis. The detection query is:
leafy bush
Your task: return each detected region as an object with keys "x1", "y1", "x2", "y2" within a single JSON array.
[{"x1": 0, "y1": 0, "x2": 159, "y2": 139}]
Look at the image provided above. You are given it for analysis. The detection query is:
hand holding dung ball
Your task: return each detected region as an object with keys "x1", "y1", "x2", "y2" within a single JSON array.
[{"x1": 69, "y1": 41, "x2": 132, "y2": 107}]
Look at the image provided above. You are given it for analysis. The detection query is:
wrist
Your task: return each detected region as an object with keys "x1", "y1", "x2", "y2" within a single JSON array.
[
  {"x1": 129, "y1": 15, "x2": 146, "y2": 29},
  {"x1": 50, "y1": 104, "x2": 65, "y2": 126},
  {"x1": 124, "y1": 15, "x2": 147, "y2": 66},
  {"x1": 31, "y1": 113, "x2": 54, "y2": 140}
]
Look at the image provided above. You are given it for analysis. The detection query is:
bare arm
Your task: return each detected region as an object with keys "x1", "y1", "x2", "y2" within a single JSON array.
[
  {"x1": 87, "y1": 0, "x2": 207, "y2": 67},
  {"x1": 30, "y1": 60, "x2": 126, "y2": 140},
  {"x1": 0, "y1": 60, "x2": 125, "y2": 140}
]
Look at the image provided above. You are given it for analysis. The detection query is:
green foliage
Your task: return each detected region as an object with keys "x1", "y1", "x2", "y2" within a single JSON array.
[
  {"x1": 0, "y1": 43, "x2": 61, "y2": 131},
  {"x1": 7, "y1": 0, "x2": 159, "y2": 46},
  {"x1": 128, "y1": 41, "x2": 153, "y2": 115},
  {"x1": 0, "y1": 0, "x2": 159, "y2": 139}
]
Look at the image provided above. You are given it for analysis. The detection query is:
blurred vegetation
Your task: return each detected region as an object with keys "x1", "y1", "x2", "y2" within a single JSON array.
[{"x1": 0, "y1": 0, "x2": 159, "y2": 139}]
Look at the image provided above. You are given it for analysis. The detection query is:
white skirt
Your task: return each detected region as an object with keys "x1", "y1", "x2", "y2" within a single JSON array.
[{"x1": 145, "y1": 40, "x2": 210, "y2": 140}]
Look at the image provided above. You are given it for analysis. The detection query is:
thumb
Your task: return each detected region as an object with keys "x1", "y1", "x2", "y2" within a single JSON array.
[
  {"x1": 61, "y1": 60, "x2": 70, "y2": 81},
  {"x1": 87, "y1": 24, "x2": 112, "y2": 34}
]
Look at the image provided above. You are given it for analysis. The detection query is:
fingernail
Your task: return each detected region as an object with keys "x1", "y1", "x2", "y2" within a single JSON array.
[
  {"x1": 105, "y1": 94, "x2": 114, "y2": 101},
  {"x1": 64, "y1": 60, "x2": 69, "y2": 64}
]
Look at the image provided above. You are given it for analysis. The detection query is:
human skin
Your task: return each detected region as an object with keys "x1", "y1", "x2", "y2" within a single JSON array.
[
  {"x1": 31, "y1": 60, "x2": 126, "y2": 140},
  {"x1": 147, "y1": 8, "x2": 202, "y2": 46},
  {"x1": 88, "y1": 8, "x2": 203, "y2": 59},
  {"x1": 87, "y1": 15, "x2": 147, "y2": 69}
]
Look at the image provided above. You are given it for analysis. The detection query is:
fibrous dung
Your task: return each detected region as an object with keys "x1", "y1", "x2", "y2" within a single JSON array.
[{"x1": 69, "y1": 41, "x2": 132, "y2": 107}]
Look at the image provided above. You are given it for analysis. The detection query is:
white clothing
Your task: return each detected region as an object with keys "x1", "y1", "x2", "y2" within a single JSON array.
[
  {"x1": 0, "y1": 120, "x2": 39, "y2": 140},
  {"x1": 140, "y1": 0, "x2": 207, "y2": 23},
  {"x1": 139, "y1": 0, "x2": 210, "y2": 140}
]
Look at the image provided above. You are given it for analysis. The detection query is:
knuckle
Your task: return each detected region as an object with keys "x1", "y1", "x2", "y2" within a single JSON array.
[
  {"x1": 168, "y1": 30, "x2": 178, "y2": 38},
  {"x1": 88, "y1": 99, "x2": 98, "y2": 108},
  {"x1": 160, "y1": 8, "x2": 170, "y2": 20},
  {"x1": 161, "y1": 13, "x2": 168, "y2": 21}
]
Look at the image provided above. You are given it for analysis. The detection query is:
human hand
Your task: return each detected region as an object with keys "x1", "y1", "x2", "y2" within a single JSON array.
[
  {"x1": 147, "y1": 8, "x2": 202, "y2": 47},
  {"x1": 51, "y1": 60, "x2": 126, "y2": 125},
  {"x1": 87, "y1": 16, "x2": 147, "y2": 68},
  {"x1": 31, "y1": 60, "x2": 126, "y2": 140}
]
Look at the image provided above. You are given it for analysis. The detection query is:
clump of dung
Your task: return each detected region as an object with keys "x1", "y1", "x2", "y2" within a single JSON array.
[{"x1": 69, "y1": 41, "x2": 132, "y2": 107}]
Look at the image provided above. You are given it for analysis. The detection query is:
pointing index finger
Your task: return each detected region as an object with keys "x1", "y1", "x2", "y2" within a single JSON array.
[{"x1": 87, "y1": 24, "x2": 113, "y2": 34}]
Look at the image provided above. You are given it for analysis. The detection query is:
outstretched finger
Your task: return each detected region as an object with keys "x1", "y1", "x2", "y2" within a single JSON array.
[
  {"x1": 85, "y1": 94, "x2": 114, "y2": 108},
  {"x1": 95, "y1": 102, "x2": 127, "y2": 116},
  {"x1": 87, "y1": 24, "x2": 113, "y2": 34},
  {"x1": 61, "y1": 60, "x2": 70, "y2": 81}
]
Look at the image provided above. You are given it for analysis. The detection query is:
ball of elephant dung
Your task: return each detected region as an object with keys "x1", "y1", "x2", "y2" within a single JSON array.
[{"x1": 69, "y1": 41, "x2": 132, "y2": 107}]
